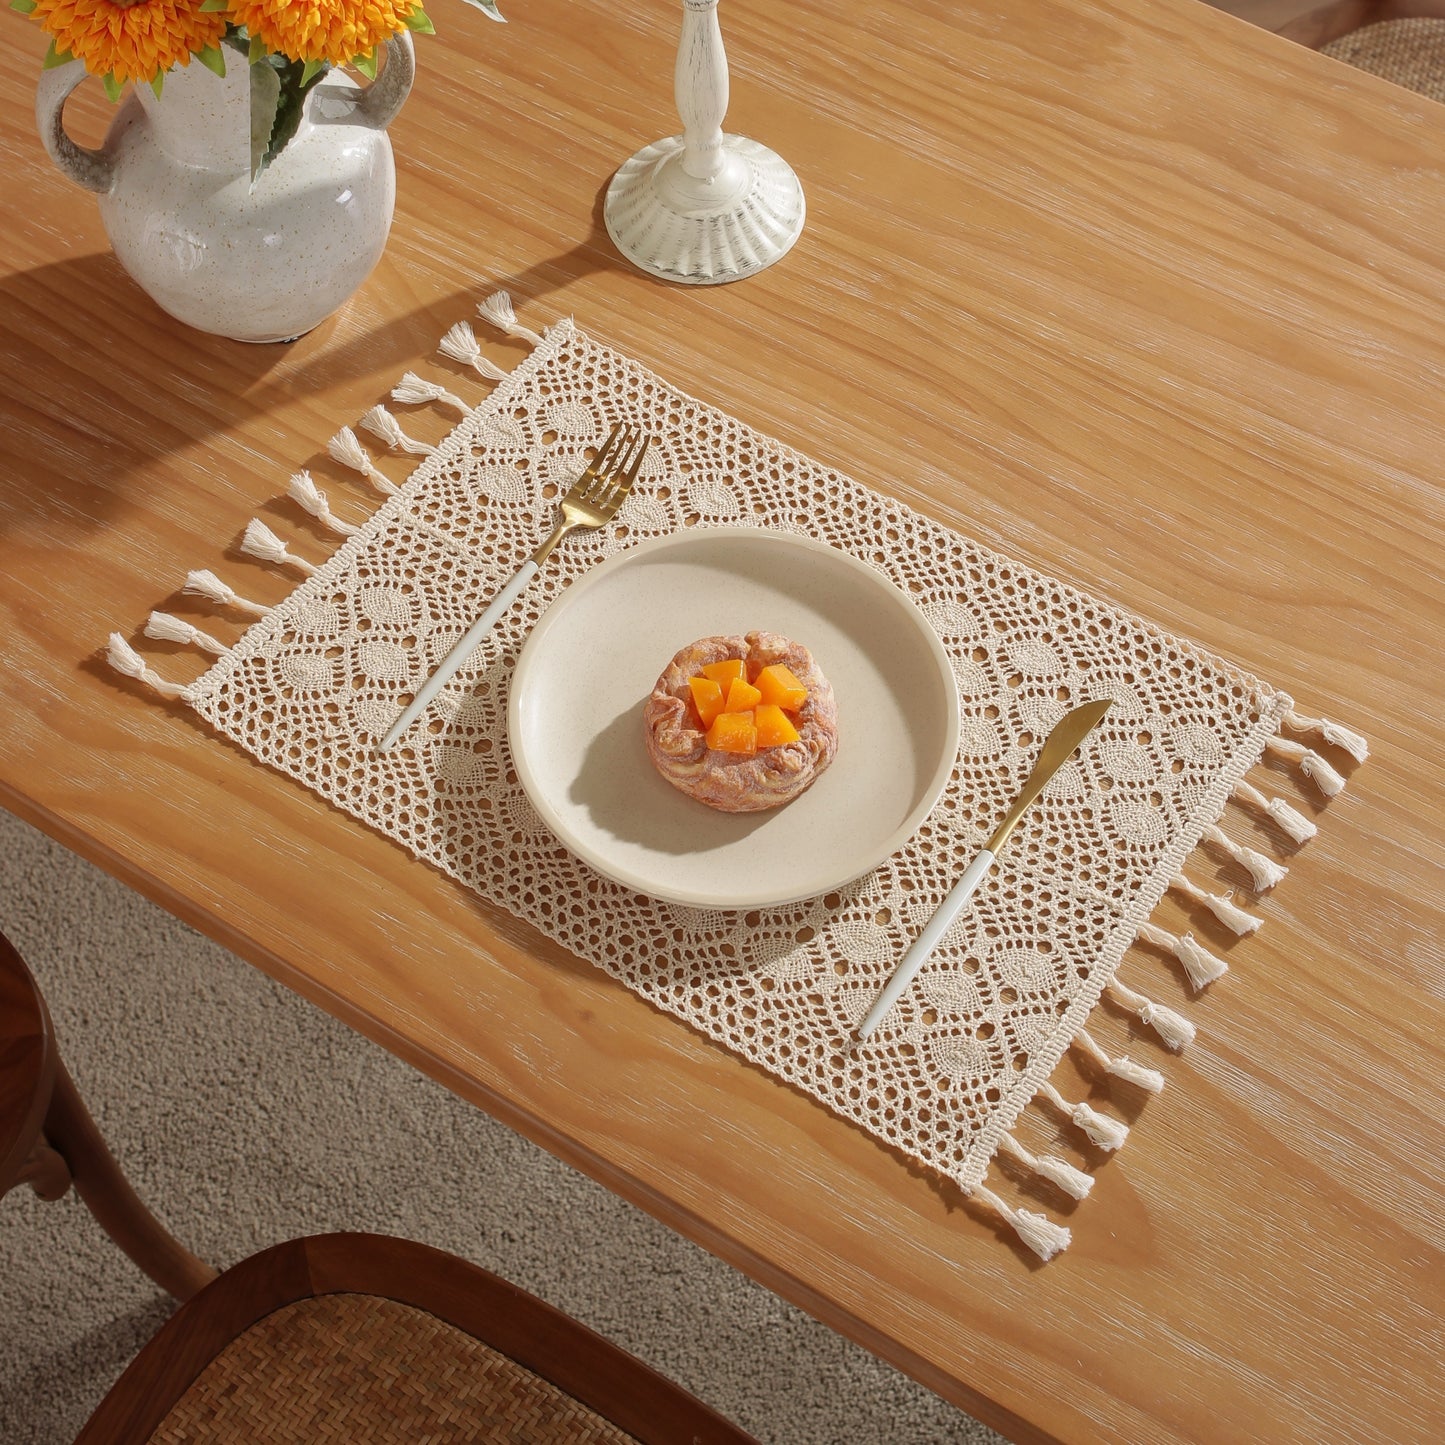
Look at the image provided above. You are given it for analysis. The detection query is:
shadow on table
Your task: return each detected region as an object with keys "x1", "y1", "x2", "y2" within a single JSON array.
[{"x1": 0, "y1": 177, "x2": 626, "y2": 543}]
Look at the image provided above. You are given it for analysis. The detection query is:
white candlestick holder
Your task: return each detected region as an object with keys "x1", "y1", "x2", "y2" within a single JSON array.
[{"x1": 605, "y1": 0, "x2": 805, "y2": 286}]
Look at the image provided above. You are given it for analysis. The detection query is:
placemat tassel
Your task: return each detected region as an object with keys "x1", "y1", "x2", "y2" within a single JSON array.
[
  {"x1": 183, "y1": 569, "x2": 271, "y2": 617},
  {"x1": 391, "y1": 371, "x2": 473, "y2": 417},
  {"x1": 241, "y1": 519, "x2": 318, "y2": 576},
  {"x1": 972, "y1": 1184, "x2": 1072, "y2": 1262},
  {"x1": 1136, "y1": 919, "x2": 1228, "y2": 991},
  {"x1": 1106, "y1": 980, "x2": 1196, "y2": 1051},
  {"x1": 288, "y1": 470, "x2": 359, "y2": 537},
  {"x1": 1073, "y1": 1027, "x2": 1166, "y2": 1093},
  {"x1": 1201, "y1": 823, "x2": 1288, "y2": 892},
  {"x1": 327, "y1": 427, "x2": 398, "y2": 496},
  {"x1": 1266, "y1": 736, "x2": 1347, "y2": 797},
  {"x1": 1232, "y1": 778, "x2": 1317, "y2": 844},
  {"x1": 439, "y1": 321, "x2": 511, "y2": 380},
  {"x1": 105, "y1": 633, "x2": 192, "y2": 701},
  {"x1": 360, "y1": 404, "x2": 436, "y2": 457},
  {"x1": 477, "y1": 289, "x2": 545, "y2": 346},
  {"x1": 1284, "y1": 709, "x2": 1369, "y2": 763},
  {"x1": 1171, "y1": 874, "x2": 1263, "y2": 936},
  {"x1": 1037, "y1": 1081, "x2": 1130, "y2": 1150},
  {"x1": 144, "y1": 611, "x2": 228, "y2": 655},
  {"x1": 996, "y1": 1132, "x2": 1094, "y2": 1199}
]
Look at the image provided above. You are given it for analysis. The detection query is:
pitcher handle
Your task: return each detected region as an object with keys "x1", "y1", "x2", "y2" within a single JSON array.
[
  {"x1": 355, "y1": 31, "x2": 415, "y2": 132},
  {"x1": 35, "y1": 58, "x2": 116, "y2": 195}
]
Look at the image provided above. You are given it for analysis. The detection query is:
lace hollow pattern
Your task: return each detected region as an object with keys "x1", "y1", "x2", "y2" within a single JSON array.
[{"x1": 112, "y1": 311, "x2": 1363, "y2": 1257}]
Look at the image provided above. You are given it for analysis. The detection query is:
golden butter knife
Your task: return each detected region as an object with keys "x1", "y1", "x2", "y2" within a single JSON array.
[{"x1": 854, "y1": 698, "x2": 1113, "y2": 1042}]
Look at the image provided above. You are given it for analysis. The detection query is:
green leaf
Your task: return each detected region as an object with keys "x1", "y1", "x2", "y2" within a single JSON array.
[
  {"x1": 254, "y1": 55, "x2": 329, "y2": 181},
  {"x1": 404, "y1": 7, "x2": 436, "y2": 35},
  {"x1": 248, "y1": 31, "x2": 267, "y2": 64},
  {"x1": 197, "y1": 44, "x2": 227, "y2": 78},
  {"x1": 10, "y1": 1, "x2": 39, "y2": 17},
  {"x1": 149, "y1": 70, "x2": 165, "y2": 100},
  {"x1": 199, "y1": 0, "x2": 229, "y2": 9},
  {"x1": 101, "y1": 71, "x2": 123, "y2": 102},
  {"x1": 351, "y1": 48, "x2": 378, "y2": 81},
  {"x1": 41, "y1": 38, "x2": 75, "y2": 69},
  {"x1": 249, "y1": 57, "x2": 281, "y2": 184},
  {"x1": 459, "y1": 0, "x2": 506, "y2": 21}
]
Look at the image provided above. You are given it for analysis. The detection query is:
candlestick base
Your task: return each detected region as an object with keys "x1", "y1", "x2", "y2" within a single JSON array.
[{"x1": 605, "y1": 133, "x2": 805, "y2": 286}]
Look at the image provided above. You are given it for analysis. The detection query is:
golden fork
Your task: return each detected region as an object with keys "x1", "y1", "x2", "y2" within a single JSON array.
[{"x1": 378, "y1": 421, "x2": 651, "y2": 752}]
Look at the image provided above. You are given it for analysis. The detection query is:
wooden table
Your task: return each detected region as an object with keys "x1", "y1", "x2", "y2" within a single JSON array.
[{"x1": 2, "y1": 2, "x2": 1442, "y2": 1441}]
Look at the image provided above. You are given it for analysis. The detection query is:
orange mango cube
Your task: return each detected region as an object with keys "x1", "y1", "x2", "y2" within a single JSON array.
[
  {"x1": 701, "y1": 658, "x2": 746, "y2": 690},
  {"x1": 754, "y1": 663, "x2": 807, "y2": 712},
  {"x1": 687, "y1": 653, "x2": 810, "y2": 752},
  {"x1": 722, "y1": 677, "x2": 763, "y2": 713},
  {"x1": 706, "y1": 710, "x2": 757, "y2": 755},
  {"x1": 688, "y1": 675, "x2": 725, "y2": 729},
  {"x1": 754, "y1": 703, "x2": 801, "y2": 747}
]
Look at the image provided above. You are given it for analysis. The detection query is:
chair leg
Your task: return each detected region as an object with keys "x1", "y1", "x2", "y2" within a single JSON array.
[
  {"x1": 15, "y1": 1136, "x2": 73, "y2": 1201},
  {"x1": 44, "y1": 1061, "x2": 218, "y2": 1301}
]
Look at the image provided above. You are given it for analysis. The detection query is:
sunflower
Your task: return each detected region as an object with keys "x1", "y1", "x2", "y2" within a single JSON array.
[
  {"x1": 226, "y1": 0, "x2": 422, "y2": 69},
  {"x1": 23, "y1": 0, "x2": 228, "y2": 88}
]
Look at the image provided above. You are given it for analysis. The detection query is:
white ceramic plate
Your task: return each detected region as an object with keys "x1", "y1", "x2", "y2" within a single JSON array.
[{"x1": 508, "y1": 528, "x2": 960, "y2": 909}]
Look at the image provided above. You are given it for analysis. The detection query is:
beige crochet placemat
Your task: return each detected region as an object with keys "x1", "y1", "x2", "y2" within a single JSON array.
[{"x1": 109, "y1": 295, "x2": 1366, "y2": 1260}]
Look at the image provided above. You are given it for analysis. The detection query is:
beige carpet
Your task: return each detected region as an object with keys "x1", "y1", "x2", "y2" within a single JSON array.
[{"x1": 0, "y1": 808, "x2": 1002, "y2": 1445}]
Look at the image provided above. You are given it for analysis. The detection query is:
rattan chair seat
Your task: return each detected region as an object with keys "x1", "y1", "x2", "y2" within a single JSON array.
[
  {"x1": 1323, "y1": 17, "x2": 1445, "y2": 102},
  {"x1": 148, "y1": 1292, "x2": 640, "y2": 1444}
]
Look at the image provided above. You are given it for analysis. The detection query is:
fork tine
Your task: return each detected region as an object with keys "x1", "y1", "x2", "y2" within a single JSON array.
[
  {"x1": 611, "y1": 433, "x2": 649, "y2": 505},
  {"x1": 583, "y1": 425, "x2": 638, "y2": 504},
  {"x1": 577, "y1": 423, "x2": 628, "y2": 500},
  {"x1": 589, "y1": 424, "x2": 641, "y2": 511},
  {"x1": 576, "y1": 421, "x2": 624, "y2": 490}
]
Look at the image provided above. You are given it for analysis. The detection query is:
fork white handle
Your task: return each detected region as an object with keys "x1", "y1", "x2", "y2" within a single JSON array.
[
  {"x1": 854, "y1": 848, "x2": 996, "y2": 1042},
  {"x1": 376, "y1": 559, "x2": 538, "y2": 753}
]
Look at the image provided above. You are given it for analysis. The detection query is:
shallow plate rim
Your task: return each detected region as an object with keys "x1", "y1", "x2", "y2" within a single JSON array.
[{"x1": 506, "y1": 527, "x2": 960, "y2": 909}]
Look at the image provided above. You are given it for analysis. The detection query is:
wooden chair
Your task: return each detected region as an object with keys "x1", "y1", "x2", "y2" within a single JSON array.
[
  {"x1": 1, "y1": 931, "x2": 753, "y2": 1441},
  {"x1": 0, "y1": 927, "x2": 215, "y2": 1300},
  {"x1": 74, "y1": 1232, "x2": 759, "y2": 1444}
]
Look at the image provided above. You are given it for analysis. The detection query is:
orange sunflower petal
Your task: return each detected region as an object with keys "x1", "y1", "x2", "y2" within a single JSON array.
[
  {"x1": 25, "y1": 0, "x2": 228, "y2": 87},
  {"x1": 226, "y1": 0, "x2": 421, "y2": 68}
]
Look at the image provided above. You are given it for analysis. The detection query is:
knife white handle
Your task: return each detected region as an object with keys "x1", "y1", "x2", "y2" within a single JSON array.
[
  {"x1": 855, "y1": 848, "x2": 996, "y2": 1041},
  {"x1": 377, "y1": 559, "x2": 539, "y2": 753}
]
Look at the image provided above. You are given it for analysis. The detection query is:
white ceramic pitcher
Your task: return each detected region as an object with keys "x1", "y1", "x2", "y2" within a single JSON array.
[{"x1": 35, "y1": 35, "x2": 414, "y2": 343}]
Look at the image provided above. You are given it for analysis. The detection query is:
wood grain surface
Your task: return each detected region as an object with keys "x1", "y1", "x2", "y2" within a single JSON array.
[{"x1": 1, "y1": 2, "x2": 1443, "y2": 1441}]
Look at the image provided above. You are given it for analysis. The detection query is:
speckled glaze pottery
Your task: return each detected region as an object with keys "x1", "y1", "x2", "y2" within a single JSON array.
[{"x1": 35, "y1": 35, "x2": 413, "y2": 343}]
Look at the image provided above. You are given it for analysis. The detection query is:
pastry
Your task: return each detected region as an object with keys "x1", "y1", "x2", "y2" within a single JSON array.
[{"x1": 643, "y1": 631, "x2": 838, "y2": 813}]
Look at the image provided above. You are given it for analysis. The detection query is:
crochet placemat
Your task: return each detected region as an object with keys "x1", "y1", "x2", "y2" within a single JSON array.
[{"x1": 109, "y1": 294, "x2": 1365, "y2": 1259}]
